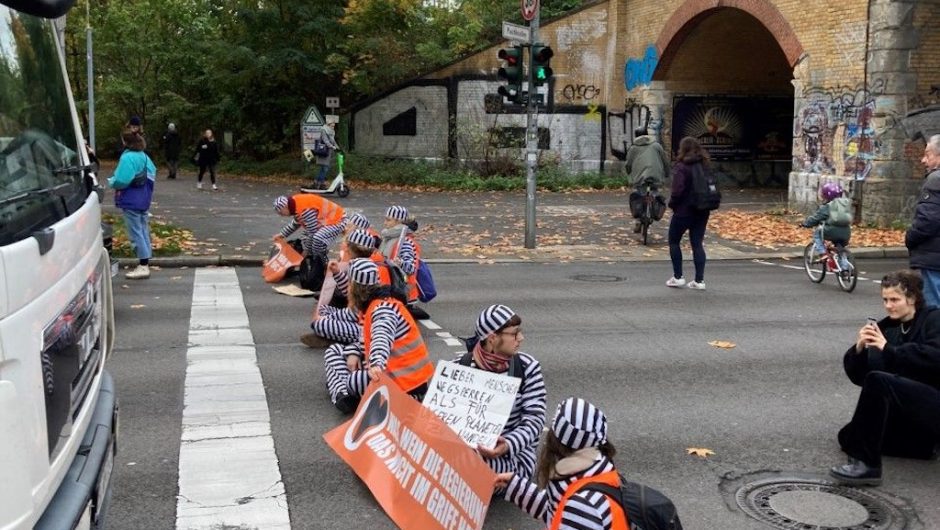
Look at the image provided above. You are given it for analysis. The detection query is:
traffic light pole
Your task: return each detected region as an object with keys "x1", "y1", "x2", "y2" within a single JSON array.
[{"x1": 524, "y1": 13, "x2": 539, "y2": 249}]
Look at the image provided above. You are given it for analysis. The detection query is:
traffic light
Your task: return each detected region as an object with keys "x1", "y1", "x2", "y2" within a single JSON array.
[
  {"x1": 497, "y1": 46, "x2": 524, "y2": 104},
  {"x1": 531, "y1": 44, "x2": 554, "y2": 87}
]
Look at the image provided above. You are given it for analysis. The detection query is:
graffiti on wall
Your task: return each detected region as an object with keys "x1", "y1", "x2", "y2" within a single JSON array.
[
  {"x1": 562, "y1": 84, "x2": 601, "y2": 101},
  {"x1": 624, "y1": 45, "x2": 658, "y2": 91},
  {"x1": 607, "y1": 102, "x2": 651, "y2": 160},
  {"x1": 903, "y1": 85, "x2": 940, "y2": 141}
]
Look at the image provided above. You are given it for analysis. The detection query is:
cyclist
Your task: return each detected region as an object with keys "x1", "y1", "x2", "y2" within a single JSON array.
[
  {"x1": 801, "y1": 182, "x2": 852, "y2": 266},
  {"x1": 626, "y1": 127, "x2": 669, "y2": 233}
]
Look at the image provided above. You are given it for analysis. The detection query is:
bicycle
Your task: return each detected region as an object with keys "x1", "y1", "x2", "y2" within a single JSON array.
[
  {"x1": 802, "y1": 227, "x2": 858, "y2": 292},
  {"x1": 633, "y1": 185, "x2": 661, "y2": 245}
]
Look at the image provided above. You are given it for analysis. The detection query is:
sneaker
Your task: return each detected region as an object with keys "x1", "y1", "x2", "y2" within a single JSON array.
[
  {"x1": 212, "y1": 184, "x2": 218, "y2": 191},
  {"x1": 688, "y1": 280, "x2": 706, "y2": 290},
  {"x1": 829, "y1": 457, "x2": 882, "y2": 486},
  {"x1": 196, "y1": 182, "x2": 203, "y2": 190},
  {"x1": 125, "y1": 264, "x2": 150, "y2": 280},
  {"x1": 666, "y1": 277, "x2": 686, "y2": 288},
  {"x1": 633, "y1": 221, "x2": 642, "y2": 234},
  {"x1": 300, "y1": 332, "x2": 332, "y2": 349}
]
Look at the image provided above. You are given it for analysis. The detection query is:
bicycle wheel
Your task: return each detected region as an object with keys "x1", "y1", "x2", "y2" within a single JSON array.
[
  {"x1": 641, "y1": 219, "x2": 650, "y2": 245},
  {"x1": 803, "y1": 243, "x2": 826, "y2": 283},
  {"x1": 837, "y1": 250, "x2": 858, "y2": 292}
]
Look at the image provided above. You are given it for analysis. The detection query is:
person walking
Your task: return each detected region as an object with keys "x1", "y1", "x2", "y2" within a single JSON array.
[
  {"x1": 161, "y1": 123, "x2": 181, "y2": 180},
  {"x1": 314, "y1": 122, "x2": 340, "y2": 190},
  {"x1": 666, "y1": 136, "x2": 711, "y2": 290},
  {"x1": 626, "y1": 127, "x2": 670, "y2": 233},
  {"x1": 108, "y1": 129, "x2": 157, "y2": 279},
  {"x1": 830, "y1": 270, "x2": 940, "y2": 486},
  {"x1": 906, "y1": 134, "x2": 940, "y2": 308},
  {"x1": 194, "y1": 129, "x2": 220, "y2": 190}
]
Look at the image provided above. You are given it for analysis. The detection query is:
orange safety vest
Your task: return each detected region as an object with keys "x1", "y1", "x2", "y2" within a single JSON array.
[
  {"x1": 370, "y1": 251, "x2": 392, "y2": 287},
  {"x1": 291, "y1": 194, "x2": 345, "y2": 226},
  {"x1": 389, "y1": 234, "x2": 420, "y2": 301},
  {"x1": 550, "y1": 470, "x2": 628, "y2": 530},
  {"x1": 362, "y1": 297, "x2": 433, "y2": 392}
]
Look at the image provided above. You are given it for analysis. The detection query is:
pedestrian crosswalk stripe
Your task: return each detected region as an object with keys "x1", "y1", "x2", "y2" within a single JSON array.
[{"x1": 177, "y1": 268, "x2": 290, "y2": 529}]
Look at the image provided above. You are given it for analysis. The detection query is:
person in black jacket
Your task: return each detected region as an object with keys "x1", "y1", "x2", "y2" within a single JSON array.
[
  {"x1": 906, "y1": 135, "x2": 940, "y2": 308},
  {"x1": 194, "y1": 129, "x2": 220, "y2": 190},
  {"x1": 666, "y1": 136, "x2": 711, "y2": 290},
  {"x1": 161, "y1": 123, "x2": 181, "y2": 179},
  {"x1": 830, "y1": 269, "x2": 940, "y2": 486}
]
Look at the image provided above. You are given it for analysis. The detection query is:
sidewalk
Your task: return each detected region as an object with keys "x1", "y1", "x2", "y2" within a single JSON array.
[{"x1": 105, "y1": 170, "x2": 906, "y2": 266}]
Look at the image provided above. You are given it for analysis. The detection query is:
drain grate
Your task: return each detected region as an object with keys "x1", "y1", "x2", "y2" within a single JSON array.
[
  {"x1": 570, "y1": 274, "x2": 624, "y2": 282},
  {"x1": 735, "y1": 478, "x2": 910, "y2": 529}
]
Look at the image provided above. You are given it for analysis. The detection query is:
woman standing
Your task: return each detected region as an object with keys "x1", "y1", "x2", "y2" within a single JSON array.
[
  {"x1": 108, "y1": 129, "x2": 156, "y2": 279},
  {"x1": 194, "y1": 129, "x2": 220, "y2": 190},
  {"x1": 831, "y1": 270, "x2": 940, "y2": 486},
  {"x1": 666, "y1": 136, "x2": 711, "y2": 290}
]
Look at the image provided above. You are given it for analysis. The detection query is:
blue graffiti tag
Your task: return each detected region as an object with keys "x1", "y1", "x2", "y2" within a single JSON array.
[{"x1": 624, "y1": 45, "x2": 658, "y2": 91}]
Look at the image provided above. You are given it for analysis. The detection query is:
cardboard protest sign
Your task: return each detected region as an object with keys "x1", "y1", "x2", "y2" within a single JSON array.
[
  {"x1": 324, "y1": 373, "x2": 496, "y2": 530},
  {"x1": 313, "y1": 262, "x2": 348, "y2": 320},
  {"x1": 262, "y1": 239, "x2": 302, "y2": 283},
  {"x1": 423, "y1": 361, "x2": 521, "y2": 450}
]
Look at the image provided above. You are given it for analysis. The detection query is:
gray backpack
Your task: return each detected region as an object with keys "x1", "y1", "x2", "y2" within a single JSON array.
[{"x1": 828, "y1": 197, "x2": 853, "y2": 226}]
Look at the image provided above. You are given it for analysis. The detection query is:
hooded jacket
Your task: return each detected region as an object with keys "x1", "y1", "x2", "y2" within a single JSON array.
[
  {"x1": 625, "y1": 135, "x2": 669, "y2": 189},
  {"x1": 109, "y1": 150, "x2": 156, "y2": 212},
  {"x1": 906, "y1": 168, "x2": 940, "y2": 270},
  {"x1": 668, "y1": 154, "x2": 707, "y2": 217}
]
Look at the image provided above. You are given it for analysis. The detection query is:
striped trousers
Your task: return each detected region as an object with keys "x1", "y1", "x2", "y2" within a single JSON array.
[
  {"x1": 307, "y1": 223, "x2": 345, "y2": 256},
  {"x1": 323, "y1": 344, "x2": 370, "y2": 403},
  {"x1": 311, "y1": 306, "x2": 360, "y2": 344}
]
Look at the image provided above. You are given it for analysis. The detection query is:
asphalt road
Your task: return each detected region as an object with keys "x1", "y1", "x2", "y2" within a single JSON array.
[{"x1": 104, "y1": 257, "x2": 939, "y2": 529}]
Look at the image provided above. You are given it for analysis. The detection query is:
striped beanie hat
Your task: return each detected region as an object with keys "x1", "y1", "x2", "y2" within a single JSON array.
[
  {"x1": 475, "y1": 304, "x2": 516, "y2": 339},
  {"x1": 347, "y1": 229, "x2": 377, "y2": 249},
  {"x1": 349, "y1": 258, "x2": 380, "y2": 286},
  {"x1": 552, "y1": 398, "x2": 608, "y2": 450},
  {"x1": 273, "y1": 196, "x2": 289, "y2": 212},
  {"x1": 386, "y1": 205, "x2": 409, "y2": 222},
  {"x1": 348, "y1": 212, "x2": 371, "y2": 230}
]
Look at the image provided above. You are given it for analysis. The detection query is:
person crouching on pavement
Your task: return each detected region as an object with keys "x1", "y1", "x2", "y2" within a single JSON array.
[
  {"x1": 323, "y1": 258, "x2": 433, "y2": 413},
  {"x1": 830, "y1": 269, "x2": 940, "y2": 486},
  {"x1": 272, "y1": 194, "x2": 346, "y2": 263},
  {"x1": 458, "y1": 305, "x2": 546, "y2": 483},
  {"x1": 380, "y1": 205, "x2": 421, "y2": 305}
]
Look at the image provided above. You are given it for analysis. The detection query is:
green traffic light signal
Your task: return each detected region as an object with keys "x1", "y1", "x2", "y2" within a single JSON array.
[
  {"x1": 532, "y1": 44, "x2": 554, "y2": 87},
  {"x1": 497, "y1": 45, "x2": 525, "y2": 104}
]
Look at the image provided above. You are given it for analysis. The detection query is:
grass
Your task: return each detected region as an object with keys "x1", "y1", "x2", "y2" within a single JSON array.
[{"x1": 103, "y1": 213, "x2": 194, "y2": 257}]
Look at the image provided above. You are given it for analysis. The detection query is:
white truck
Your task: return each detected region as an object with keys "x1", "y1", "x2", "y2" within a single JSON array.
[{"x1": 0, "y1": 0, "x2": 118, "y2": 528}]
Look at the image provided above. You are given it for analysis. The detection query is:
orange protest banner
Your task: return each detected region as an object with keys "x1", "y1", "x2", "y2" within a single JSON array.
[
  {"x1": 324, "y1": 373, "x2": 497, "y2": 530},
  {"x1": 262, "y1": 239, "x2": 303, "y2": 283}
]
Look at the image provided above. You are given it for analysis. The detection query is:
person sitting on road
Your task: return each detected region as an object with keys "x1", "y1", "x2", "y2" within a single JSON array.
[
  {"x1": 380, "y1": 205, "x2": 421, "y2": 305},
  {"x1": 801, "y1": 182, "x2": 852, "y2": 260},
  {"x1": 830, "y1": 270, "x2": 940, "y2": 486},
  {"x1": 626, "y1": 127, "x2": 670, "y2": 233},
  {"x1": 457, "y1": 305, "x2": 546, "y2": 483},
  {"x1": 323, "y1": 259, "x2": 433, "y2": 413},
  {"x1": 495, "y1": 398, "x2": 629, "y2": 529},
  {"x1": 272, "y1": 194, "x2": 346, "y2": 261}
]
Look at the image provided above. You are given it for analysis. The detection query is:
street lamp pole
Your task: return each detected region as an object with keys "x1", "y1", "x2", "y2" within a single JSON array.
[{"x1": 86, "y1": 0, "x2": 95, "y2": 150}]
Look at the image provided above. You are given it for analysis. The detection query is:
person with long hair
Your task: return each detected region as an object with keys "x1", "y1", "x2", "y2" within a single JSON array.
[
  {"x1": 108, "y1": 128, "x2": 157, "y2": 279},
  {"x1": 666, "y1": 136, "x2": 711, "y2": 290},
  {"x1": 831, "y1": 270, "x2": 940, "y2": 486}
]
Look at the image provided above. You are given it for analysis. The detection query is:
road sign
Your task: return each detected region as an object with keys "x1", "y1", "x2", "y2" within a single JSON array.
[
  {"x1": 326, "y1": 97, "x2": 339, "y2": 108},
  {"x1": 502, "y1": 21, "x2": 530, "y2": 43},
  {"x1": 521, "y1": 0, "x2": 538, "y2": 21},
  {"x1": 303, "y1": 105, "x2": 325, "y2": 125}
]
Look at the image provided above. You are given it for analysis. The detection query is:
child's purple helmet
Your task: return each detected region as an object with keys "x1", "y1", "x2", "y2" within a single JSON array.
[{"x1": 821, "y1": 182, "x2": 844, "y2": 201}]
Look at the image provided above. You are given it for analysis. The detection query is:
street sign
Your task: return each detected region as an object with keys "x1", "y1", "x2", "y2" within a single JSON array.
[
  {"x1": 326, "y1": 97, "x2": 340, "y2": 108},
  {"x1": 521, "y1": 0, "x2": 538, "y2": 21},
  {"x1": 502, "y1": 21, "x2": 530, "y2": 43},
  {"x1": 303, "y1": 105, "x2": 325, "y2": 125}
]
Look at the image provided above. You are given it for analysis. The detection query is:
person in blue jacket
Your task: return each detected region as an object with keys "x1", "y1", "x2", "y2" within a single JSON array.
[{"x1": 108, "y1": 129, "x2": 157, "y2": 279}]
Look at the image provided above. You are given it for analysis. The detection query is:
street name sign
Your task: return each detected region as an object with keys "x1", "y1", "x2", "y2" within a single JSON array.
[{"x1": 502, "y1": 21, "x2": 530, "y2": 43}]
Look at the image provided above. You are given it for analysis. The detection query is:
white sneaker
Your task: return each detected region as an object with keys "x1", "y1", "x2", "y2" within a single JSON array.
[
  {"x1": 688, "y1": 280, "x2": 706, "y2": 290},
  {"x1": 212, "y1": 184, "x2": 218, "y2": 191},
  {"x1": 196, "y1": 182, "x2": 203, "y2": 190},
  {"x1": 125, "y1": 264, "x2": 150, "y2": 279},
  {"x1": 666, "y1": 277, "x2": 686, "y2": 288}
]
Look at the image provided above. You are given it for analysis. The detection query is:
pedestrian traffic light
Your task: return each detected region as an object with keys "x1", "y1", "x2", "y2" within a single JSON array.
[
  {"x1": 497, "y1": 46, "x2": 525, "y2": 104},
  {"x1": 532, "y1": 44, "x2": 554, "y2": 87}
]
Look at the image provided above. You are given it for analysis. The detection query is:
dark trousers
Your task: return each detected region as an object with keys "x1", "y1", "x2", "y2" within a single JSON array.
[
  {"x1": 166, "y1": 158, "x2": 179, "y2": 179},
  {"x1": 668, "y1": 212, "x2": 709, "y2": 282},
  {"x1": 838, "y1": 371, "x2": 940, "y2": 467},
  {"x1": 198, "y1": 163, "x2": 216, "y2": 184}
]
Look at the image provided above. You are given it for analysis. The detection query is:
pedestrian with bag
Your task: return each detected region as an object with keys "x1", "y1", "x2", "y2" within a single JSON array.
[
  {"x1": 108, "y1": 128, "x2": 157, "y2": 280},
  {"x1": 313, "y1": 122, "x2": 340, "y2": 190},
  {"x1": 626, "y1": 127, "x2": 670, "y2": 233},
  {"x1": 906, "y1": 134, "x2": 940, "y2": 308},
  {"x1": 194, "y1": 128, "x2": 220, "y2": 190},
  {"x1": 161, "y1": 123, "x2": 181, "y2": 180},
  {"x1": 496, "y1": 397, "x2": 683, "y2": 529},
  {"x1": 457, "y1": 305, "x2": 546, "y2": 482},
  {"x1": 323, "y1": 258, "x2": 433, "y2": 414},
  {"x1": 830, "y1": 269, "x2": 940, "y2": 486},
  {"x1": 273, "y1": 194, "x2": 347, "y2": 292},
  {"x1": 666, "y1": 136, "x2": 719, "y2": 290}
]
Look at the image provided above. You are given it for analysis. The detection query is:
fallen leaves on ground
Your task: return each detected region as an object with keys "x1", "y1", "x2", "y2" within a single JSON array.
[
  {"x1": 709, "y1": 209, "x2": 905, "y2": 249},
  {"x1": 708, "y1": 340, "x2": 736, "y2": 349},
  {"x1": 687, "y1": 447, "x2": 715, "y2": 458}
]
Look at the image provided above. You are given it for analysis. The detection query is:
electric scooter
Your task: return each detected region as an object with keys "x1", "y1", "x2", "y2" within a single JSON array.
[{"x1": 300, "y1": 150, "x2": 350, "y2": 197}]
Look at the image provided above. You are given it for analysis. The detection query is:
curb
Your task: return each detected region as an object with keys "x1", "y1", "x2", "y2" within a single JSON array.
[{"x1": 117, "y1": 247, "x2": 909, "y2": 268}]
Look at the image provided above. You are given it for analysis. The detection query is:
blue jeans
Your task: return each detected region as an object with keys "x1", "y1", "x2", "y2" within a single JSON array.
[
  {"x1": 669, "y1": 212, "x2": 709, "y2": 282},
  {"x1": 921, "y1": 269, "x2": 940, "y2": 309},
  {"x1": 315, "y1": 164, "x2": 330, "y2": 184},
  {"x1": 122, "y1": 209, "x2": 152, "y2": 261}
]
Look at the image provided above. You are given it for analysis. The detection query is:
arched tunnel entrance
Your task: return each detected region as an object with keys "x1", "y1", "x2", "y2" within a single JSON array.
[{"x1": 653, "y1": 6, "x2": 799, "y2": 187}]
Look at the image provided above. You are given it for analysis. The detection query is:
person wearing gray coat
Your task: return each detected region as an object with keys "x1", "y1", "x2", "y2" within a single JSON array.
[
  {"x1": 314, "y1": 122, "x2": 341, "y2": 189},
  {"x1": 626, "y1": 127, "x2": 670, "y2": 232}
]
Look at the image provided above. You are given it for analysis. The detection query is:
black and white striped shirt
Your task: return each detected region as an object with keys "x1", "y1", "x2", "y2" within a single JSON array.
[{"x1": 342, "y1": 300, "x2": 411, "y2": 369}]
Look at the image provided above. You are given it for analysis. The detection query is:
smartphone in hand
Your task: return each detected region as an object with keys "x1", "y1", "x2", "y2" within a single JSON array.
[{"x1": 866, "y1": 317, "x2": 878, "y2": 327}]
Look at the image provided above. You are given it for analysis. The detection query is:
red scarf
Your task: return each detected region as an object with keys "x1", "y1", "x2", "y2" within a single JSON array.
[{"x1": 473, "y1": 341, "x2": 512, "y2": 373}]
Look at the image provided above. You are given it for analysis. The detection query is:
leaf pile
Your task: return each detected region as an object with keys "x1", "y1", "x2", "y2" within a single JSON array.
[{"x1": 709, "y1": 209, "x2": 905, "y2": 249}]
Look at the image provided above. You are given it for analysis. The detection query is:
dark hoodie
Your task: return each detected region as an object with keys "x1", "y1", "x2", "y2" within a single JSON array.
[
  {"x1": 668, "y1": 154, "x2": 706, "y2": 217},
  {"x1": 906, "y1": 168, "x2": 940, "y2": 270}
]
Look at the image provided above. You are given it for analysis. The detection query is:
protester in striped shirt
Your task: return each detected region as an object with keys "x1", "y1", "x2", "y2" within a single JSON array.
[
  {"x1": 273, "y1": 195, "x2": 346, "y2": 258},
  {"x1": 456, "y1": 305, "x2": 546, "y2": 482},
  {"x1": 496, "y1": 398, "x2": 625, "y2": 530},
  {"x1": 380, "y1": 205, "x2": 420, "y2": 303}
]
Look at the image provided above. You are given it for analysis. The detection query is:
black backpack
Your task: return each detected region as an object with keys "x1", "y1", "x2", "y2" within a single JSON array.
[
  {"x1": 299, "y1": 254, "x2": 327, "y2": 291},
  {"x1": 690, "y1": 164, "x2": 721, "y2": 212},
  {"x1": 577, "y1": 476, "x2": 683, "y2": 530},
  {"x1": 382, "y1": 259, "x2": 410, "y2": 304}
]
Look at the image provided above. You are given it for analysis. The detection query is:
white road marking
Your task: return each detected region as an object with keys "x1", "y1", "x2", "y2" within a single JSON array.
[
  {"x1": 420, "y1": 319, "x2": 442, "y2": 330},
  {"x1": 444, "y1": 338, "x2": 464, "y2": 347},
  {"x1": 755, "y1": 259, "x2": 877, "y2": 285},
  {"x1": 435, "y1": 332, "x2": 451, "y2": 338},
  {"x1": 177, "y1": 268, "x2": 290, "y2": 530}
]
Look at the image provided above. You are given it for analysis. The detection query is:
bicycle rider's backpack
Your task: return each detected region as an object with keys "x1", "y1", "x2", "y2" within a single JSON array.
[
  {"x1": 828, "y1": 197, "x2": 853, "y2": 227},
  {"x1": 578, "y1": 475, "x2": 684, "y2": 530},
  {"x1": 690, "y1": 164, "x2": 721, "y2": 212}
]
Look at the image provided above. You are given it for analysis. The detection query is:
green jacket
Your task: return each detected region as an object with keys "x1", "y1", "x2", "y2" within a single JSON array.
[
  {"x1": 625, "y1": 136, "x2": 669, "y2": 190},
  {"x1": 802, "y1": 202, "x2": 851, "y2": 243}
]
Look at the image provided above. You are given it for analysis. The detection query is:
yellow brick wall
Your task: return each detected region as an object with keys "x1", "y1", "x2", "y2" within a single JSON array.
[{"x1": 911, "y1": 0, "x2": 940, "y2": 104}]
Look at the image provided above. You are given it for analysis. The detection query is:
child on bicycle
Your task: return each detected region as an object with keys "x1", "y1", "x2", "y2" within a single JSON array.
[{"x1": 801, "y1": 182, "x2": 852, "y2": 261}]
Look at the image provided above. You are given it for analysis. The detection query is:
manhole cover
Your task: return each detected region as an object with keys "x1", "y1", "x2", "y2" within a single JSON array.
[
  {"x1": 570, "y1": 274, "x2": 624, "y2": 282},
  {"x1": 736, "y1": 478, "x2": 910, "y2": 529}
]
